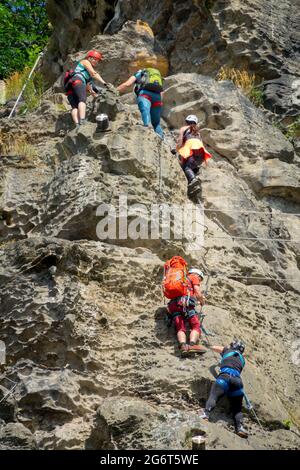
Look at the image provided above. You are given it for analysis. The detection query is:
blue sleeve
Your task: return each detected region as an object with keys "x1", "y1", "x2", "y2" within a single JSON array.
[{"x1": 134, "y1": 70, "x2": 143, "y2": 82}]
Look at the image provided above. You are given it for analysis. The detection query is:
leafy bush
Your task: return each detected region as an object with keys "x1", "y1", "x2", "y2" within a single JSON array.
[
  {"x1": 216, "y1": 66, "x2": 264, "y2": 107},
  {"x1": 0, "y1": 1, "x2": 49, "y2": 79}
]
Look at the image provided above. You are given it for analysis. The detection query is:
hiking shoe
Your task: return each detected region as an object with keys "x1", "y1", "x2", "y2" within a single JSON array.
[
  {"x1": 179, "y1": 343, "x2": 189, "y2": 356},
  {"x1": 199, "y1": 411, "x2": 209, "y2": 421},
  {"x1": 189, "y1": 344, "x2": 207, "y2": 354},
  {"x1": 79, "y1": 119, "x2": 88, "y2": 125},
  {"x1": 188, "y1": 178, "x2": 198, "y2": 187},
  {"x1": 236, "y1": 426, "x2": 248, "y2": 438}
]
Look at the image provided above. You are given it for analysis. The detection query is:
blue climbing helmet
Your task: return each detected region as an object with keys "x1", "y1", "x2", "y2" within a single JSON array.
[{"x1": 230, "y1": 339, "x2": 245, "y2": 354}]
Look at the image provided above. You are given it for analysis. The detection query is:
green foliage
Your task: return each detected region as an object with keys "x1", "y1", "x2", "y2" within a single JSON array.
[
  {"x1": 0, "y1": 1, "x2": 50, "y2": 79},
  {"x1": 55, "y1": 103, "x2": 68, "y2": 113},
  {"x1": 272, "y1": 116, "x2": 300, "y2": 142},
  {"x1": 282, "y1": 420, "x2": 292, "y2": 430},
  {"x1": 285, "y1": 117, "x2": 300, "y2": 140},
  {"x1": 24, "y1": 72, "x2": 44, "y2": 111},
  {"x1": 5, "y1": 68, "x2": 44, "y2": 112},
  {"x1": 249, "y1": 87, "x2": 264, "y2": 108}
]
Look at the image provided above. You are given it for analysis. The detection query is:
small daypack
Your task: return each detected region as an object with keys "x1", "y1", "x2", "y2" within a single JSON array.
[
  {"x1": 139, "y1": 68, "x2": 163, "y2": 93},
  {"x1": 162, "y1": 256, "x2": 189, "y2": 299},
  {"x1": 63, "y1": 68, "x2": 76, "y2": 92}
]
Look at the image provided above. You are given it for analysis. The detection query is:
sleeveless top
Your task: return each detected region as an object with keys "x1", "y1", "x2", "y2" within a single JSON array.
[{"x1": 74, "y1": 62, "x2": 92, "y2": 84}]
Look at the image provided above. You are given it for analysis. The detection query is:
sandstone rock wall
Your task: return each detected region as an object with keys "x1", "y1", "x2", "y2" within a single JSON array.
[
  {"x1": 44, "y1": 0, "x2": 300, "y2": 116},
  {"x1": 0, "y1": 0, "x2": 299, "y2": 450}
]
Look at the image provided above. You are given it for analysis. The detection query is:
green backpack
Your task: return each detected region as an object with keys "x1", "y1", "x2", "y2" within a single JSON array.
[{"x1": 140, "y1": 68, "x2": 163, "y2": 93}]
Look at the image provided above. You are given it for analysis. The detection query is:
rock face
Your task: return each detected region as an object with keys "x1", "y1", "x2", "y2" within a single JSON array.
[
  {"x1": 0, "y1": 0, "x2": 300, "y2": 451},
  {"x1": 44, "y1": 0, "x2": 115, "y2": 82},
  {"x1": 43, "y1": 18, "x2": 168, "y2": 89},
  {"x1": 44, "y1": 0, "x2": 300, "y2": 116}
]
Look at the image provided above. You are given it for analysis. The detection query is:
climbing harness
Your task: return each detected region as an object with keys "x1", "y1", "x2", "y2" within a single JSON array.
[{"x1": 198, "y1": 275, "x2": 263, "y2": 430}]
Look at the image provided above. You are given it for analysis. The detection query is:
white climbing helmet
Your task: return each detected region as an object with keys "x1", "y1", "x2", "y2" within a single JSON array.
[
  {"x1": 188, "y1": 268, "x2": 204, "y2": 280},
  {"x1": 185, "y1": 114, "x2": 198, "y2": 124}
]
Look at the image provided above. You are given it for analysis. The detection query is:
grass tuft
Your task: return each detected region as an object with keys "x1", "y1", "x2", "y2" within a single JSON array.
[
  {"x1": 0, "y1": 131, "x2": 36, "y2": 160},
  {"x1": 5, "y1": 67, "x2": 44, "y2": 112},
  {"x1": 216, "y1": 66, "x2": 264, "y2": 107}
]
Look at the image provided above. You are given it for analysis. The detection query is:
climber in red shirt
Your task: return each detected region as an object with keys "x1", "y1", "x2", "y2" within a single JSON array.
[{"x1": 167, "y1": 268, "x2": 207, "y2": 356}]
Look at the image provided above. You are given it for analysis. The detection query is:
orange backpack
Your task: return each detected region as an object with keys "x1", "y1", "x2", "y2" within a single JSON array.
[{"x1": 163, "y1": 256, "x2": 189, "y2": 299}]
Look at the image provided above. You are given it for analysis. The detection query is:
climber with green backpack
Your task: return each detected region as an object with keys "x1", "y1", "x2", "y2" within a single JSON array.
[
  {"x1": 200, "y1": 339, "x2": 249, "y2": 438},
  {"x1": 163, "y1": 256, "x2": 207, "y2": 356},
  {"x1": 117, "y1": 67, "x2": 164, "y2": 139}
]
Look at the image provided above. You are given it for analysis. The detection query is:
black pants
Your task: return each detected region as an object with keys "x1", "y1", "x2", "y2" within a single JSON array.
[
  {"x1": 67, "y1": 80, "x2": 87, "y2": 109},
  {"x1": 181, "y1": 154, "x2": 203, "y2": 183},
  {"x1": 205, "y1": 374, "x2": 244, "y2": 430}
]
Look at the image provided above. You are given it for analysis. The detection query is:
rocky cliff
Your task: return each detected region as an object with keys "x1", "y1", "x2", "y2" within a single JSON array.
[{"x1": 0, "y1": 0, "x2": 299, "y2": 450}]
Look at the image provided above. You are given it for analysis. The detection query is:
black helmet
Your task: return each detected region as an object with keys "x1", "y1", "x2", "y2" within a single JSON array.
[{"x1": 230, "y1": 339, "x2": 245, "y2": 354}]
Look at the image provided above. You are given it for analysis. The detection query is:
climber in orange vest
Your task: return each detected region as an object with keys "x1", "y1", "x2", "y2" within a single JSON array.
[
  {"x1": 163, "y1": 256, "x2": 207, "y2": 356},
  {"x1": 174, "y1": 115, "x2": 212, "y2": 187}
]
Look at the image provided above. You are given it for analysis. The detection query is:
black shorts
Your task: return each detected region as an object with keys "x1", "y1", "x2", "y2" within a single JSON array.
[{"x1": 67, "y1": 80, "x2": 87, "y2": 109}]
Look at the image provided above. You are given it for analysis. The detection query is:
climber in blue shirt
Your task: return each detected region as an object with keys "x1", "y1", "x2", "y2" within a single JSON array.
[
  {"x1": 200, "y1": 339, "x2": 249, "y2": 438},
  {"x1": 117, "y1": 68, "x2": 164, "y2": 139}
]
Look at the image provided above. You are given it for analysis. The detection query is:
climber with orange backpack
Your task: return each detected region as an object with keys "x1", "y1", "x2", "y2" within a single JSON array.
[
  {"x1": 64, "y1": 50, "x2": 108, "y2": 127},
  {"x1": 173, "y1": 115, "x2": 212, "y2": 187},
  {"x1": 163, "y1": 256, "x2": 207, "y2": 356}
]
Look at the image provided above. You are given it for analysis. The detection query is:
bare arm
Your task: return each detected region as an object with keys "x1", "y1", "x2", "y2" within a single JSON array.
[
  {"x1": 193, "y1": 285, "x2": 206, "y2": 306},
  {"x1": 210, "y1": 346, "x2": 224, "y2": 354},
  {"x1": 81, "y1": 60, "x2": 107, "y2": 85},
  {"x1": 86, "y1": 82, "x2": 97, "y2": 97},
  {"x1": 117, "y1": 75, "x2": 137, "y2": 93},
  {"x1": 176, "y1": 126, "x2": 189, "y2": 148}
]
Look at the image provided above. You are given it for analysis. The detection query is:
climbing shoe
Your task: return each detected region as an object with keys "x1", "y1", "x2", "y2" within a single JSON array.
[
  {"x1": 199, "y1": 411, "x2": 209, "y2": 421},
  {"x1": 189, "y1": 343, "x2": 207, "y2": 354},
  {"x1": 179, "y1": 343, "x2": 189, "y2": 356},
  {"x1": 236, "y1": 426, "x2": 248, "y2": 438}
]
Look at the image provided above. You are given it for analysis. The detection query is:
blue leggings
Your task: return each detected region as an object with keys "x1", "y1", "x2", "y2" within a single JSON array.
[
  {"x1": 137, "y1": 90, "x2": 163, "y2": 139},
  {"x1": 205, "y1": 374, "x2": 244, "y2": 430}
]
